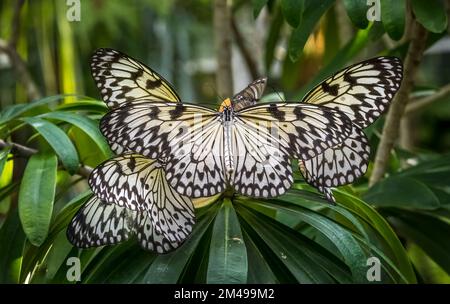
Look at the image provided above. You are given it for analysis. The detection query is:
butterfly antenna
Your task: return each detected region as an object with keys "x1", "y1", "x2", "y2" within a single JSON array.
[
  {"x1": 207, "y1": 83, "x2": 225, "y2": 102},
  {"x1": 268, "y1": 83, "x2": 285, "y2": 102}
]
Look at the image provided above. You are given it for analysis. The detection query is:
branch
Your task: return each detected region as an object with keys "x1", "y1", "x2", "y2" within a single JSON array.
[
  {"x1": 214, "y1": 0, "x2": 233, "y2": 99},
  {"x1": 405, "y1": 83, "x2": 450, "y2": 115},
  {"x1": 369, "y1": 21, "x2": 428, "y2": 186},
  {"x1": 9, "y1": 0, "x2": 25, "y2": 49},
  {"x1": 0, "y1": 39, "x2": 42, "y2": 101},
  {"x1": 0, "y1": 139, "x2": 93, "y2": 179},
  {"x1": 231, "y1": 16, "x2": 259, "y2": 80}
]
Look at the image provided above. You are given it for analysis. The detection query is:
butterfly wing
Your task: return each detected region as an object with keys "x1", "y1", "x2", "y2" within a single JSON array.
[
  {"x1": 100, "y1": 102, "x2": 228, "y2": 197},
  {"x1": 228, "y1": 102, "x2": 353, "y2": 198},
  {"x1": 237, "y1": 103, "x2": 354, "y2": 160},
  {"x1": 67, "y1": 195, "x2": 136, "y2": 248},
  {"x1": 298, "y1": 126, "x2": 370, "y2": 202},
  {"x1": 302, "y1": 56, "x2": 403, "y2": 128},
  {"x1": 232, "y1": 119, "x2": 293, "y2": 197},
  {"x1": 232, "y1": 77, "x2": 267, "y2": 111},
  {"x1": 298, "y1": 57, "x2": 401, "y2": 201},
  {"x1": 91, "y1": 48, "x2": 181, "y2": 109},
  {"x1": 67, "y1": 195, "x2": 191, "y2": 253},
  {"x1": 88, "y1": 154, "x2": 195, "y2": 248}
]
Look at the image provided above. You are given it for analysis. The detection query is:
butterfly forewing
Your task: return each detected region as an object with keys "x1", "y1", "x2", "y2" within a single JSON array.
[
  {"x1": 91, "y1": 48, "x2": 181, "y2": 108},
  {"x1": 100, "y1": 102, "x2": 218, "y2": 160},
  {"x1": 237, "y1": 103, "x2": 354, "y2": 160},
  {"x1": 302, "y1": 56, "x2": 403, "y2": 128}
]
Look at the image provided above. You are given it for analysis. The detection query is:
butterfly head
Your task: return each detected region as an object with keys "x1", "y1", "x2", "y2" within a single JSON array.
[{"x1": 218, "y1": 97, "x2": 233, "y2": 112}]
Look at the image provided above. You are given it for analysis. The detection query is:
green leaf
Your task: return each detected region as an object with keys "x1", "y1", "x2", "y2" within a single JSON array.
[
  {"x1": 21, "y1": 117, "x2": 79, "y2": 173},
  {"x1": 248, "y1": 199, "x2": 368, "y2": 282},
  {"x1": 386, "y1": 210, "x2": 450, "y2": 275},
  {"x1": 18, "y1": 153, "x2": 57, "y2": 246},
  {"x1": 55, "y1": 100, "x2": 108, "y2": 113},
  {"x1": 0, "y1": 95, "x2": 89, "y2": 125},
  {"x1": 334, "y1": 190, "x2": 417, "y2": 283},
  {"x1": 236, "y1": 202, "x2": 352, "y2": 283},
  {"x1": 288, "y1": 0, "x2": 335, "y2": 62},
  {"x1": 343, "y1": 0, "x2": 370, "y2": 29},
  {"x1": 411, "y1": 0, "x2": 447, "y2": 33},
  {"x1": 364, "y1": 176, "x2": 441, "y2": 210},
  {"x1": 252, "y1": 0, "x2": 269, "y2": 18},
  {"x1": 207, "y1": 199, "x2": 248, "y2": 284},
  {"x1": 242, "y1": 228, "x2": 279, "y2": 283},
  {"x1": 0, "y1": 146, "x2": 11, "y2": 176},
  {"x1": 40, "y1": 111, "x2": 112, "y2": 159},
  {"x1": 380, "y1": 0, "x2": 405, "y2": 40},
  {"x1": 281, "y1": 0, "x2": 304, "y2": 28},
  {"x1": 19, "y1": 191, "x2": 91, "y2": 282},
  {"x1": 0, "y1": 208, "x2": 26, "y2": 283}
]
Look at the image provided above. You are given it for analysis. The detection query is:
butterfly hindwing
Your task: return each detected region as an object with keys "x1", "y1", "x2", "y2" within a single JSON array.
[
  {"x1": 88, "y1": 154, "x2": 195, "y2": 247},
  {"x1": 91, "y1": 48, "x2": 181, "y2": 109},
  {"x1": 302, "y1": 56, "x2": 403, "y2": 128},
  {"x1": 232, "y1": 77, "x2": 267, "y2": 111},
  {"x1": 299, "y1": 126, "x2": 370, "y2": 202},
  {"x1": 67, "y1": 196, "x2": 135, "y2": 248},
  {"x1": 232, "y1": 120, "x2": 293, "y2": 197},
  {"x1": 67, "y1": 195, "x2": 191, "y2": 253}
]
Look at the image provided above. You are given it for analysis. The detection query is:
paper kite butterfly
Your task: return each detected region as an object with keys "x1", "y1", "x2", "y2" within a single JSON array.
[{"x1": 67, "y1": 48, "x2": 402, "y2": 253}]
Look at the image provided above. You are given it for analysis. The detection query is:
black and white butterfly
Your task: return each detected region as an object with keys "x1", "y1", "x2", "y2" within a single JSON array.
[
  {"x1": 100, "y1": 84, "x2": 354, "y2": 198},
  {"x1": 67, "y1": 49, "x2": 195, "y2": 253}
]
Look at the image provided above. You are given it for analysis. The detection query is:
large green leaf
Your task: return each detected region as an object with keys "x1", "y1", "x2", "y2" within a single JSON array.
[
  {"x1": 411, "y1": 0, "x2": 447, "y2": 33},
  {"x1": 343, "y1": 0, "x2": 370, "y2": 29},
  {"x1": 334, "y1": 190, "x2": 417, "y2": 283},
  {"x1": 281, "y1": 0, "x2": 304, "y2": 28},
  {"x1": 21, "y1": 117, "x2": 79, "y2": 173},
  {"x1": 0, "y1": 95, "x2": 66, "y2": 125},
  {"x1": 288, "y1": 0, "x2": 335, "y2": 62},
  {"x1": 364, "y1": 176, "x2": 441, "y2": 210},
  {"x1": 40, "y1": 111, "x2": 112, "y2": 159},
  {"x1": 242, "y1": 228, "x2": 279, "y2": 283},
  {"x1": 18, "y1": 153, "x2": 58, "y2": 246},
  {"x1": 20, "y1": 191, "x2": 92, "y2": 282},
  {"x1": 236, "y1": 202, "x2": 352, "y2": 283},
  {"x1": 380, "y1": 0, "x2": 405, "y2": 40},
  {"x1": 207, "y1": 199, "x2": 248, "y2": 284},
  {"x1": 253, "y1": 199, "x2": 368, "y2": 282},
  {"x1": 384, "y1": 209, "x2": 450, "y2": 275}
]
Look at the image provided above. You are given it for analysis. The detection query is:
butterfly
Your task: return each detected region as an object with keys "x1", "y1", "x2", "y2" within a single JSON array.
[
  {"x1": 229, "y1": 57, "x2": 402, "y2": 202},
  {"x1": 98, "y1": 66, "x2": 355, "y2": 198},
  {"x1": 67, "y1": 49, "x2": 194, "y2": 253}
]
